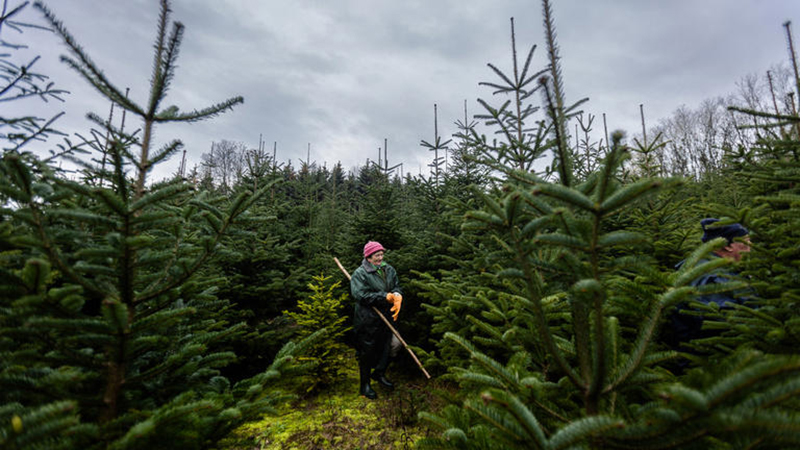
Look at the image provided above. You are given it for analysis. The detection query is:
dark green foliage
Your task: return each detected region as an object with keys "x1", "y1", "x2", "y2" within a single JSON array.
[
  {"x1": 0, "y1": 2, "x2": 317, "y2": 448},
  {"x1": 0, "y1": 149, "x2": 318, "y2": 448},
  {"x1": 705, "y1": 74, "x2": 800, "y2": 356},
  {"x1": 0, "y1": 401, "x2": 96, "y2": 450},
  {"x1": 610, "y1": 134, "x2": 696, "y2": 271},
  {"x1": 351, "y1": 165, "x2": 403, "y2": 249},
  {"x1": 450, "y1": 100, "x2": 491, "y2": 191},
  {"x1": 208, "y1": 211, "x2": 309, "y2": 377},
  {"x1": 5, "y1": 0, "x2": 800, "y2": 448},
  {"x1": 415, "y1": 2, "x2": 800, "y2": 449}
]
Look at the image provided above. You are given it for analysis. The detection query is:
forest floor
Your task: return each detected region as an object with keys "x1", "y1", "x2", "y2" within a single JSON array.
[{"x1": 218, "y1": 352, "x2": 449, "y2": 450}]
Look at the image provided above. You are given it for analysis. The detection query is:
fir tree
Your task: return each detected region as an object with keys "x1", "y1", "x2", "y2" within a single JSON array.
[
  {"x1": 705, "y1": 21, "x2": 800, "y2": 357},
  {"x1": 416, "y1": 2, "x2": 800, "y2": 448},
  {"x1": 284, "y1": 273, "x2": 351, "y2": 392},
  {"x1": 420, "y1": 103, "x2": 452, "y2": 187},
  {"x1": 0, "y1": 1, "x2": 316, "y2": 448},
  {"x1": 474, "y1": 17, "x2": 552, "y2": 175}
]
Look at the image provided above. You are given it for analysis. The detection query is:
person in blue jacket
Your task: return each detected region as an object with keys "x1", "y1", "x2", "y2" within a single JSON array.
[
  {"x1": 350, "y1": 241, "x2": 403, "y2": 399},
  {"x1": 667, "y1": 218, "x2": 751, "y2": 354}
]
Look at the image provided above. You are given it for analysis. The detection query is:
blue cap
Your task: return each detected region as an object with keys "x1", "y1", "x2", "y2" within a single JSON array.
[{"x1": 700, "y1": 218, "x2": 749, "y2": 244}]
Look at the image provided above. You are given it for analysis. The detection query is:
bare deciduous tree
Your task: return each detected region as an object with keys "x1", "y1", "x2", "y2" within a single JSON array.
[{"x1": 201, "y1": 139, "x2": 245, "y2": 192}]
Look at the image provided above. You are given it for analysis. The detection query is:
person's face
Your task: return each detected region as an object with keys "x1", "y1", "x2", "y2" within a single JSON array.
[
  {"x1": 367, "y1": 251, "x2": 384, "y2": 265},
  {"x1": 719, "y1": 237, "x2": 751, "y2": 261}
]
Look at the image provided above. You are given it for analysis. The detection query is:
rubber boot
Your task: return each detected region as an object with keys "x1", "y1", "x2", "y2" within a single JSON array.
[
  {"x1": 371, "y1": 370, "x2": 394, "y2": 389},
  {"x1": 359, "y1": 363, "x2": 377, "y2": 399}
]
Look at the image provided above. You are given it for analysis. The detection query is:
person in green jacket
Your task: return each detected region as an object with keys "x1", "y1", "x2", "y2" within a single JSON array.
[{"x1": 350, "y1": 241, "x2": 403, "y2": 399}]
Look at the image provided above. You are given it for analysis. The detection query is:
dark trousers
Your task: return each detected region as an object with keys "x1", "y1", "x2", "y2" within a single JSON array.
[
  {"x1": 373, "y1": 335, "x2": 393, "y2": 375},
  {"x1": 358, "y1": 331, "x2": 392, "y2": 390}
]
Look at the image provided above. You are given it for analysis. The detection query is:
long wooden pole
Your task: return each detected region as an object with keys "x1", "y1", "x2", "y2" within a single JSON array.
[{"x1": 334, "y1": 257, "x2": 431, "y2": 379}]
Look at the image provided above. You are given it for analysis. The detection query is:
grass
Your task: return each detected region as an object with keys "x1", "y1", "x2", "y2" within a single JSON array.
[{"x1": 218, "y1": 351, "x2": 447, "y2": 450}]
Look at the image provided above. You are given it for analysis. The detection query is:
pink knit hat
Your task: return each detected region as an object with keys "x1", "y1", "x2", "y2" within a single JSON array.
[{"x1": 363, "y1": 241, "x2": 385, "y2": 258}]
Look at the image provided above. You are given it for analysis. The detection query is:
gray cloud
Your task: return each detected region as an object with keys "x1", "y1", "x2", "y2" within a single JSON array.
[{"x1": 13, "y1": 0, "x2": 800, "y2": 180}]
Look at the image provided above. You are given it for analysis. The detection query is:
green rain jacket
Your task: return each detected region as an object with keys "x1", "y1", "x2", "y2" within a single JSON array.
[{"x1": 350, "y1": 258, "x2": 403, "y2": 359}]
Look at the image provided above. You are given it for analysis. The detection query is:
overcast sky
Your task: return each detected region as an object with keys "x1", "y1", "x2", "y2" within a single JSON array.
[{"x1": 12, "y1": 0, "x2": 800, "y2": 181}]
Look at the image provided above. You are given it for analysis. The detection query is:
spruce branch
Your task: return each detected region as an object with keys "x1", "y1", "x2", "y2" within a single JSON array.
[
  {"x1": 729, "y1": 105, "x2": 800, "y2": 123},
  {"x1": 147, "y1": 0, "x2": 172, "y2": 115},
  {"x1": 158, "y1": 96, "x2": 245, "y2": 123},
  {"x1": 483, "y1": 389, "x2": 549, "y2": 448},
  {"x1": 541, "y1": 0, "x2": 573, "y2": 186}
]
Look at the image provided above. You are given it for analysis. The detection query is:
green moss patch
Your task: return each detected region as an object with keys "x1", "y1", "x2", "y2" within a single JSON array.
[{"x1": 219, "y1": 353, "x2": 445, "y2": 449}]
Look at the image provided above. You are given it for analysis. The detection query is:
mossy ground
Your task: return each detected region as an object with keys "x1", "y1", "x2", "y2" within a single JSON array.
[{"x1": 219, "y1": 352, "x2": 447, "y2": 450}]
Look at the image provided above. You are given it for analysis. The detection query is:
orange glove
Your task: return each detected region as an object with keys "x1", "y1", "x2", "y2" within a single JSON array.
[
  {"x1": 385, "y1": 293, "x2": 400, "y2": 321},
  {"x1": 390, "y1": 293, "x2": 402, "y2": 321}
]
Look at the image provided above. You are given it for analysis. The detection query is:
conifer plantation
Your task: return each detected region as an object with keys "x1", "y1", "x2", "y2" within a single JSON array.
[{"x1": 2, "y1": 0, "x2": 800, "y2": 449}]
